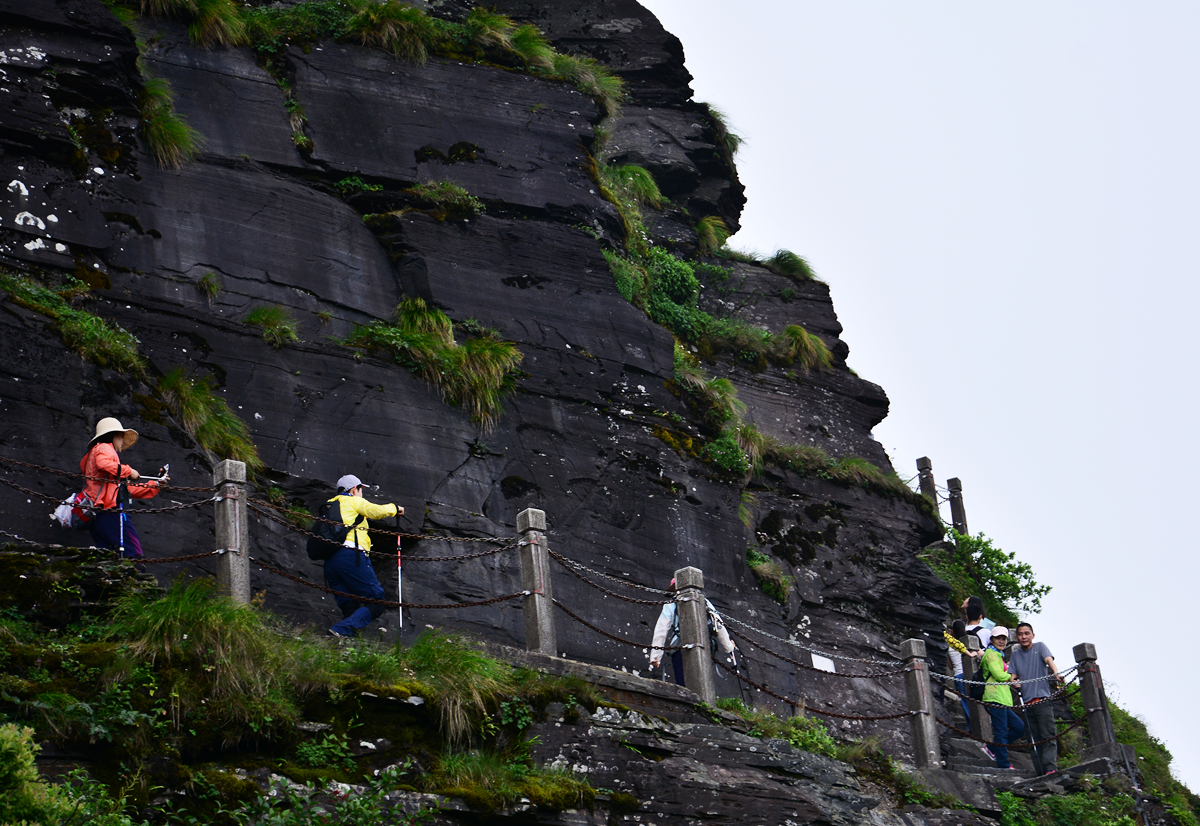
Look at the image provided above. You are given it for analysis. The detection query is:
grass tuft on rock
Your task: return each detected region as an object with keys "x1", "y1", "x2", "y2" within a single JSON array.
[
  {"x1": 696, "y1": 215, "x2": 731, "y2": 254},
  {"x1": 244, "y1": 304, "x2": 299, "y2": 348},
  {"x1": 158, "y1": 366, "x2": 263, "y2": 472},
  {"x1": 346, "y1": 297, "x2": 522, "y2": 429},
  {"x1": 403, "y1": 631, "x2": 514, "y2": 743},
  {"x1": 140, "y1": 77, "x2": 202, "y2": 169},
  {"x1": 765, "y1": 249, "x2": 818, "y2": 282},
  {"x1": 344, "y1": 0, "x2": 436, "y2": 62},
  {"x1": 746, "y1": 547, "x2": 793, "y2": 604},
  {"x1": 405, "y1": 180, "x2": 485, "y2": 220}
]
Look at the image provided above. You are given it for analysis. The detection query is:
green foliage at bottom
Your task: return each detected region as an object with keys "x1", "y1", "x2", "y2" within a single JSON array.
[
  {"x1": 426, "y1": 748, "x2": 592, "y2": 813},
  {"x1": 998, "y1": 789, "x2": 1139, "y2": 826}
]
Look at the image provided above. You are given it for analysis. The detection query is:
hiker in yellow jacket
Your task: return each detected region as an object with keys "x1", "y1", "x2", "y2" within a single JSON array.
[
  {"x1": 980, "y1": 626, "x2": 1026, "y2": 770},
  {"x1": 324, "y1": 474, "x2": 403, "y2": 638}
]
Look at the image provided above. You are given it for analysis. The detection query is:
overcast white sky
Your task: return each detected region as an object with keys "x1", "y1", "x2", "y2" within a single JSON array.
[{"x1": 639, "y1": 0, "x2": 1200, "y2": 790}]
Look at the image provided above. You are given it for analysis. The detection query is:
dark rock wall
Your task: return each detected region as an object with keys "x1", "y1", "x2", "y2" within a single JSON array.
[{"x1": 0, "y1": 0, "x2": 950, "y2": 760}]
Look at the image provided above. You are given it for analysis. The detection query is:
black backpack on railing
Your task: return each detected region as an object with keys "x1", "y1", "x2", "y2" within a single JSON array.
[{"x1": 306, "y1": 498, "x2": 365, "y2": 561}]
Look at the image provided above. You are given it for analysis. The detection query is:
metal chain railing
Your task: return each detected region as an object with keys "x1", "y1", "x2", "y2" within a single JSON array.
[
  {"x1": 247, "y1": 502, "x2": 521, "y2": 563},
  {"x1": 142, "y1": 550, "x2": 221, "y2": 565},
  {"x1": 548, "y1": 552, "x2": 672, "y2": 595},
  {"x1": 0, "y1": 454, "x2": 214, "y2": 491},
  {"x1": 937, "y1": 663, "x2": 1079, "y2": 689},
  {"x1": 933, "y1": 670, "x2": 1082, "y2": 710},
  {"x1": 250, "y1": 556, "x2": 527, "y2": 610},
  {"x1": 552, "y1": 597, "x2": 682, "y2": 651},
  {"x1": 937, "y1": 710, "x2": 1089, "y2": 749},
  {"x1": 548, "y1": 550, "x2": 671, "y2": 606},
  {"x1": 713, "y1": 660, "x2": 915, "y2": 722},
  {"x1": 249, "y1": 497, "x2": 516, "y2": 543},
  {"x1": 726, "y1": 624, "x2": 910, "y2": 680},
  {"x1": 722, "y1": 613, "x2": 904, "y2": 667}
]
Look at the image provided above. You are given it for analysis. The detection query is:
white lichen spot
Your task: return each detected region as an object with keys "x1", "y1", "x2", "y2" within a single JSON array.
[
  {"x1": 8, "y1": 180, "x2": 28, "y2": 196},
  {"x1": 15, "y1": 212, "x2": 43, "y2": 230},
  {"x1": 93, "y1": 167, "x2": 105, "y2": 175},
  {"x1": 54, "y1": 243, "x2": 67, "y2": 253},
  {"x1": 46, "y1": 214, "x2": 57, "y2": 222},
  {"x1": 24, "y1": 238, "x2": 46, "y2": 251}
]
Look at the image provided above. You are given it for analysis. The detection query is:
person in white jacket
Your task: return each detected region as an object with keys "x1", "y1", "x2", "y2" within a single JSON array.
[{"x1": 649, "y1": 578, "x2": 735, "y2": 685}]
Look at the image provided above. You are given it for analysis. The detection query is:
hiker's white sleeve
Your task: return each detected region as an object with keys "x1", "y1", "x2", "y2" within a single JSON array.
[
  {"x1": 650, "y1": 607, "x2": 672, "y2": 663},
  {"x1": 711, "y1": 612, "x2": 735, "y2": 656}
]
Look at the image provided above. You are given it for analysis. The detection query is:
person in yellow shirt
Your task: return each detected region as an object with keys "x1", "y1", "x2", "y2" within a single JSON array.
[{"x1": 324, "y1": 474, "x2": 403, "y2": 638}]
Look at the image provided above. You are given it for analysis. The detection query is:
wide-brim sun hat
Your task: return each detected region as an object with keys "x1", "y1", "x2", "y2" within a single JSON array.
[{"x1": 88, "y1": 417, "x2": 138, "y2": 449}]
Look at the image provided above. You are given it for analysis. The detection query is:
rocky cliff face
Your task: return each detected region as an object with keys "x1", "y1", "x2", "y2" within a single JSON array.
[{"x1": 0, "y1": 0, "x2": 949, "y2": 761}]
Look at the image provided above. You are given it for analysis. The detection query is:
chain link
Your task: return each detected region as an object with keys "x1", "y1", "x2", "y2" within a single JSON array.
[
  {"x1": 143, "y1": 550, "x2": 221, "y2": 564},
  {"x1": 937, "y1": 714, "x2": 1089, "y2": 749},
  {"x1": 934, "y1": 673, "x2": 1081, "y2": 710},
  {"x1": 549, "y1": 552, "x2": 672, "y2": 595},
  {"x1": 0, "y1": 454, "x2": 214, "y2": 491},
  {"x1": 726, "y1": 624, "x2": 910, "y2": 680},
  {"x1": 247, "y1": 503, "x2": 521, "y2": 562},
  {"x1": 250, "y1": 556, "x2": 526, "y2": 609},
  {"x1": 0, "y1": 474, "x2": 215, "y2": 513},
  {"x1": 713, "y1": 660, "x2": 914, "y2": 721},
  {"x1": 548, "y1": 550, "x2": 671, "y2": 606},
  {"x1": 552, "y1": 598, "x2": 682, "y2": 651},
  {"x1": 249, "y1": 498, "x2": 515, "y2": 543},
  {"x1": 941, "y1": 664, "x2": 1079, "y2": 687},
  {"x1": 721, "y1": 614, "x2": 904, "y2": 667}
]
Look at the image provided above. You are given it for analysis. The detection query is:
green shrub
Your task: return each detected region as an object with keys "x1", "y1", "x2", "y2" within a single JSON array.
[
  {"x1": 140, "y1": 76, "x2": 202, "y2": 169},
  {"x1": 919, "y1": 529, "x2": 1050, "y2": 627},
  {"x1": 158, "y1": 366, "x2": 264, "y2": 471},
  {"x1": 746, "y1": 547, "x2": 792, "y2": 604},
  {"x1": 765, "y1": 249, "x2": 817, "y2": 281},
  {"x1": 0, "y1": 724, "x2": 74, "y2": 825},
  {"x1": 405, "y1": 180, "x2": 485, "y2": 220},
  {"x1": 335, "y1": 175, "x2": 383, "y2": 193},
  {"x1": 346, "y1": 298, "x2": 522, "y2": 428},
  {"x1": 244, "y1": 303, "x2": 299, "y2": 348},
  {"x1": 696, "y1": 215, "x2": 731, "y2": 253},
  {"x1": 0, "y1": 269, "x2": 146, "y2": 373},
  {"x1": 701, "y1": 432, "x2": 748, "y2": 476},
  {"x1": 295, "y1": 730, "x2": 355, "y2": 771},
  {"x1": 734, "y1": 421, "x2": 768, "y2": 471},
  {"x1": 603, "y1": 250, "x2": 647, "y2": 305},
  {"x1": 345, "y1": 0, "x2": 436, "y2": 62}
]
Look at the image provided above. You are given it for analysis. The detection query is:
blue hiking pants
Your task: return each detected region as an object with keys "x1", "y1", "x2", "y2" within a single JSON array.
[
  {"x1": 324, "y1": 546, "x2": 386, "y2": 636},
  {"x1": 987, "y1": 706, "x2": 1026, "y2": 768},
  {"x1": 88, "y1": 511, "x2": 143, "y2": 561}
]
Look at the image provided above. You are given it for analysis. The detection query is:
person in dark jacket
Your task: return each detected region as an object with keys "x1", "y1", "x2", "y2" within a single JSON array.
[
  {"x1": 80, "y1": 417, "x2": 168, "y2": 565},
  {"x1": 323, "y1": 474, "x2": 402, "y2": 638}
]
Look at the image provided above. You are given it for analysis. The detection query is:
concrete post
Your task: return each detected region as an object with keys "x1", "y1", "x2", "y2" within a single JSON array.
[
  {"x1": 901, "y1": 639, "x2": 940, "y2": 768},
  {"x1": 213, "y1": 460, "x2": 249, "y2": 604},
  {"x1": 916, "y1": 457, "x2": 941, "y2": 517},
  {"x1": 963, "y1": 634, "x2": 993, "y2": 743},
  {"x1": 1074, "y1": 643, "x2": 1119, "y2": 760},
  {"x1": 517, "y1": 508, "x2": 557, "y2": 657},
  {"x1": 947, "y1": 477, "x2": 969, "y2": 536},
  {"x1": 674, "y1": 566, "x2": 716, "y2": 705}
]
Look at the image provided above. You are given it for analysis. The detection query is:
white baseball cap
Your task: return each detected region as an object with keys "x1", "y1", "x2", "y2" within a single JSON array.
[
  {"x1": 337, "y1": 474, "x2": 364, "y2": 491},
  {"x1": 991, "y1": 626, "x2": 1009, "y2": 640}
]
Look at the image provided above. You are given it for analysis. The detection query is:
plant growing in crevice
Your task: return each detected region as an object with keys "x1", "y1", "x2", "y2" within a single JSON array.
[
  {"x1": 746, "y1": 547, "x2": 792, "y2": 604},
  {"x1": 701, "y1": 102, "x2": 742, "y2": 164},
  {"x1": 345, "y1": 298, "x2": 522, "y2": 429},
  {"x1": 782, "y1": 324, "x2": 833, "y2": 372},
  {"x1": 696, "y1": 215, "x2": 730, "y2": 254},
  {"x1": 345, "y1": 0, "x2": 436, "y2": 62},
  {"x1": 158, "y1": 366, "x2": 263, "y2": 471},
  {"x1": 603, "y1": 164, "x2": 662, "y2": 209},
  {"x1": 139, "y1": 76, "x2": 202, "y2": 169},
  {"x1": 244, "y1": 304, "x2": 299, "y2": 348},
  {"x1": 197, "y1": 271, "x2": 221, "y2": 302},
  {"x1": 404, "y1": 180, "x2": 485, "y2": 220}
]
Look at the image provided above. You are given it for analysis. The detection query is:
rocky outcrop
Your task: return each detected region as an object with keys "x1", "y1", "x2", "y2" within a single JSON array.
[{"x1": 0, "y1": 0, "x2": 953, "y2": 768}]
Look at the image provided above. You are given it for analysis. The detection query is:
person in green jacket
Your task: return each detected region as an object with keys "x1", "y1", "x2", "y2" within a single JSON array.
[{"x1": 980, "y1": 626, "x2": 1026, "y2": 769}]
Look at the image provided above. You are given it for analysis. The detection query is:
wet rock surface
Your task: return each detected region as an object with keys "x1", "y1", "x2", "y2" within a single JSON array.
[{"x1": 1, "y1": 0, "x2": 951, "y2": 773}]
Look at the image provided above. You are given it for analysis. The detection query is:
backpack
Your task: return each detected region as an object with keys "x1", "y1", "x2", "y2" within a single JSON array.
[
  {"x1": 306, "y1": 498, "x2": 365, "y2": 561},
  {"x1": 52, "y1": 491, "x2": 96, "y2": 530}
]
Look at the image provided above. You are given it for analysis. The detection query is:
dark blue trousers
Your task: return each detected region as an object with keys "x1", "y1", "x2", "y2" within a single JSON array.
[
  {"x1": 987, "y1": 706, "x2": 1026, "y2": 768},
  {"x1": 88, "y1": 511, "x2": 143, "y2": 560},
  {"x1": 324, "y1": 546, "x2": 386, "y2": 636}
]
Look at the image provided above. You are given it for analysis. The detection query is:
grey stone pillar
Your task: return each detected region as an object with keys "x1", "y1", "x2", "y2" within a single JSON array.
[
  {"x1": 901, "y1": 639, "x2": 940, "y2": 768},
  {"x1": 674, "y1": 566, "x2": 716, "y2": 705},
  {"x1": 517, "y1": 508, "x2": 557, "y2": 656},
  {"x1": 963, "y1": 634, "x2": 993, "y2": 743},
  {"x1": 916, "y1": 457, "x2": 941, "y2": 517},
  {"x1": 213, "y1": 460, "x2": 249, "y2": 604},
  {"x1": 1073, "y1": 643, "x2": 1118, "y2": 759},
  {"x1": 947, "y1": 477, "x2": 969, "y2": 536}
]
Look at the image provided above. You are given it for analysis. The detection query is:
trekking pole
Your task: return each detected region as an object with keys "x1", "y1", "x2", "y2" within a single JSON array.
[
  {"x1": 395, "y1": 513, "x2": 403, "y2": 631},
  {"x1": 1015, "y1": 691, "x2": 1044, "y2": 776},
  {"x1": 118, "y1": 502, "x2": 125, "y2": 557},
  {"x1": 730, "y1": 649, "x2": 754, "y2": 708}
]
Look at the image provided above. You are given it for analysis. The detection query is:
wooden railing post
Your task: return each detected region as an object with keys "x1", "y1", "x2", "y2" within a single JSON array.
[
  {"x1": 517, "y1": 507, "x2": 557, "y2": 656},
  {"x1": 1074, "y1": 643, "x2": 1119, "y2": 760},
  {"x1": 916, "y1": 457, "x2": 940, "y2": 517},
  {"x1": 947, "y1": 477, "x2": 969, "y2": 536},
  {"x1": 674, "y1": 566, "x2": 715, "y2": 705},
  {"x1": 213, "y1": 459, "x2": 249, "y2": 604},
  {"x1": 901, "y1": 639, "x2": 940, "y2": 768}
]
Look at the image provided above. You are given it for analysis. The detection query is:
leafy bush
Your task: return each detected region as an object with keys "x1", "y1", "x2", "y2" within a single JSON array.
[
  {"x1": 233, "y1": 765, "x2": 435, "y2": 826},
  {"x1": 746, "y1": 547, "x2": 792, "y2": 604},
  {"x1": 919, "y1": 529, "x2": 1050, "y2": 627},
  {"x1": 335, "y1": 175, "x2": 383, "y2": 193},
  {"x1": 346, "y1": 298, "x2": 522, "y2": 428},
  {"x1": 140, "y1": 76, "x2": 202, "y2": 169},
  {"x1": 295, "y1": 730, "x2": 355, "y2": 770},
  {"x1": 0, "y1": 724, "x2": 74, "y2": 825},
  {"x1": 158, "y1": 366, "x2": 264, "y2": 472},
  {"x1": 0, "y1": 269, "x2": 146, "y2": 373},
  {"x1": 405, "y1": 180, "x2": 485, "y2": 220},
  {"x1": 244, "y1": 303, "x2": 299, "y2": 348},
  {"x1": 998, "y1": 789, "x2": 1140, "y2": 826},
  {"x1": 701, "y1": 432, "x2": 749, "y2": 476}
]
